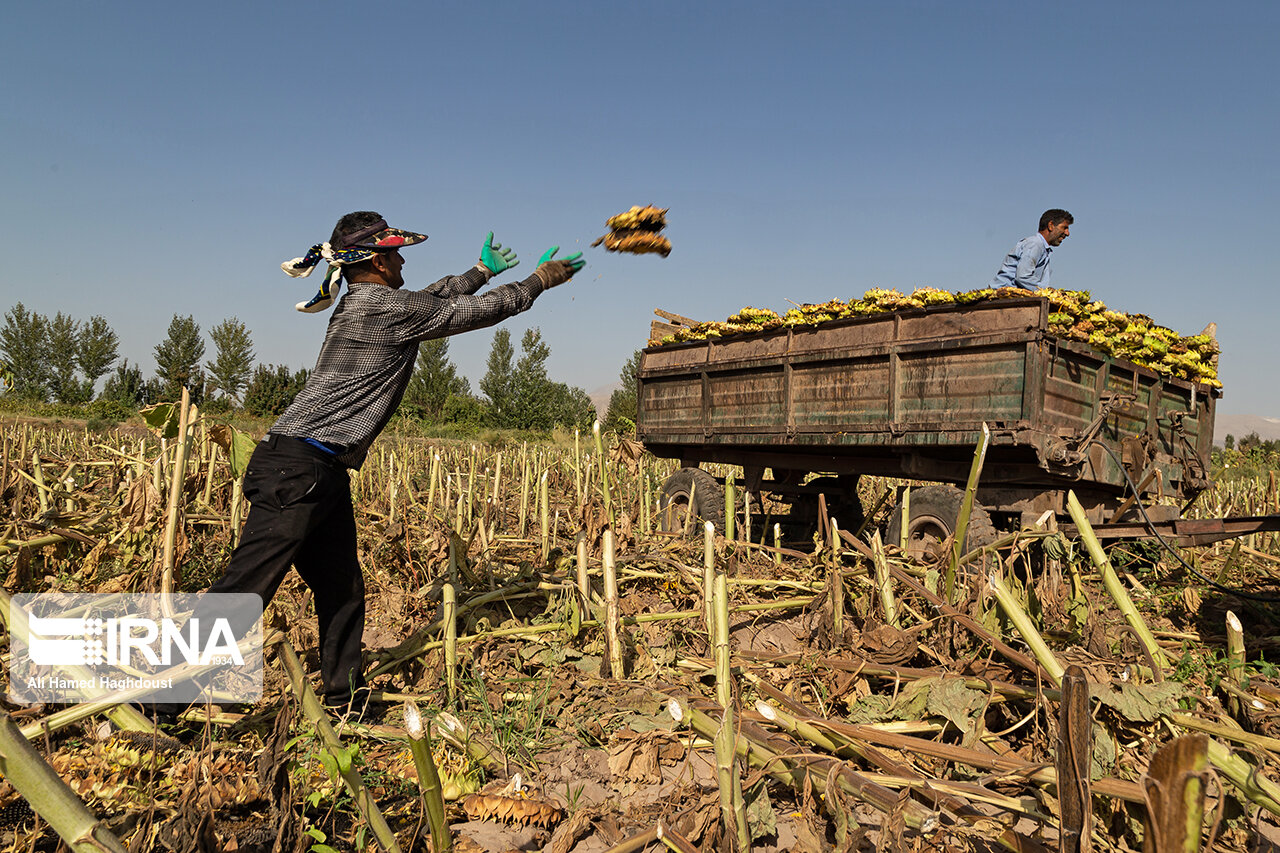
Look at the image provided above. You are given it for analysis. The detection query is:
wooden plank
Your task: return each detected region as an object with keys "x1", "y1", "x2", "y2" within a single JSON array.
[
  {"x1": 654, "y1": 308, "x2": 700, "y2": 327},
  {"x1": 650, "y1": 320, "x2": 680, "y2": 340},
  {"x1": 1056, "y1": 665, "x2": 1092, "y2": 853}
]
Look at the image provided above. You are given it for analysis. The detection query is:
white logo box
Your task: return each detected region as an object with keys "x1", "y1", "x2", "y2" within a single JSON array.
[{"x1": 9, "y1": 593, "x2": 262, "y2": 705}]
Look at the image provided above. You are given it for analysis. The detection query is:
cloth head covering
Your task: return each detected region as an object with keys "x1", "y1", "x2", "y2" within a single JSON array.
[{"x1": 281, "y1": 217, "x2": 428, "y2": 312}]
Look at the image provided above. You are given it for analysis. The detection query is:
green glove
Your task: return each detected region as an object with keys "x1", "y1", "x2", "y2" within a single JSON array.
[
  {"x1": 479, "y1": 232, "x2": 518, "y2": 275},
  {"x1": 537, "y1": 246, "x2": 585, "y2": 271},
  {"x1": 534, "y1": 246, "x2": 586, "y2": 288}
]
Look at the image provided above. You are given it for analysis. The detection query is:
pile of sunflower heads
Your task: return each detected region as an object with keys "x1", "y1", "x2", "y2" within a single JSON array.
[
  {"x1": 650, "y1": 286, "x2": 1220, "y2": 387},
  {"x1": 592, "y1": 205, "x2": 672, "y2": 257}
]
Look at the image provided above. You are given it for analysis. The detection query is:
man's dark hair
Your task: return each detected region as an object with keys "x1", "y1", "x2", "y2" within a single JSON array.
[
  {"x1": 1039, "y1": 208, "x2": 1073, "y2": 231},
  {"x1": 331, "y1": 211, "x2": 384, "y2": 279}
]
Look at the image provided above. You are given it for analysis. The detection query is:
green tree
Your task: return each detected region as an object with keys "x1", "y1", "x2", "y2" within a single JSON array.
[
  {"x1": 102, "y1": 359, "x2": 147, "y2": 407},
  {"x1": 154, "y1": 314, "x2": 206, "y2": 401},
  {"x1": 479, "y1": 328, "x2": 515, "y2": 425},
  {"x1": 206, "y1": 317, "x2": 255, "y2": 404},
  {"x1": 602, "y1": 349, "x2": 642, "y2": 433},
  {"x1": 78, "y1": 315, "x2": 119, "y2": 396},
  {"x1": 0, "y1": 303, "x2": 50, "y2": 400},
  {"x1": 243, "y1": 364, "x2": 308, "y2": 418},
  {"x1": 548, "y1": 382, "x2": 597, "y2": 431},
  {"x1": 403, "y1": 338, "x2": 469, "y2": 422},
  {"x1": 142, "y1": 377, "x2": 165, "y2": 406},
  {"x1": 511, "y1": 328, "x2": 553, "y2": 431},
  {"x1": 442, "y1": 392, "x2": 487, "y2": 427},
  {"x1": 47, "y1": 312, "x2": 89, "y2": 403}
]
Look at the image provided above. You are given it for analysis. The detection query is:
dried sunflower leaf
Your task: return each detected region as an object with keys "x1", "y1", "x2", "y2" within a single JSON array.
[
  {"x1": 1090, "y1": 681, "x2": 1185, "y2": 722},
  {"x1": 925, "y1": 678, "x2": 988, "y2": 737}
]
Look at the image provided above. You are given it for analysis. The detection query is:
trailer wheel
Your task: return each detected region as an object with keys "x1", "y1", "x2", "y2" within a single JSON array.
[
  {"x1": 885, "y1": 485, "x2": 998, "y2": 562},
  {"x1": 659, "y1": 468, "x2": 726, "y2": 534}
]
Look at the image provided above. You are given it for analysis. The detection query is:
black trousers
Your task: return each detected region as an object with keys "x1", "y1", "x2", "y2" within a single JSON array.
[{"x1": 208, "y1": 434, "x2": 365, "y2": 706}]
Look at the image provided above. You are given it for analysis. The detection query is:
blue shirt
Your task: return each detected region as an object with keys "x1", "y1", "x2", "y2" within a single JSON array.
[{"x1": 991, "y1": 233, "x2": 1052, "y2": 290}]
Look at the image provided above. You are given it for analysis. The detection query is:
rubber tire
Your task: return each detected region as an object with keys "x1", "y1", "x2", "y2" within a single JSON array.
[
  {"x1": 885, "y1": 484, "x2": 998, "y2": 562},
  {"x1": 659, "y1": 468, "x2": 726, "y2": 534}
]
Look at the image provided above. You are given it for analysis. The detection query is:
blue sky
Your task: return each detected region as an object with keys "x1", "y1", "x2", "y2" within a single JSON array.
[{"x1": 2, "y1": 1, "x2": 1276, "y2": 414}]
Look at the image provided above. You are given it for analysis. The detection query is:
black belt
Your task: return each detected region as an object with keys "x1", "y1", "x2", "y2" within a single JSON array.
[{"x1": 262, "y1": 433, "x2": 350, "y2": 461}]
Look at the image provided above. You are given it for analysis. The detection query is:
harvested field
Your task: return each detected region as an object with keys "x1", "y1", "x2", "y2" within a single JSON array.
[{"x1": 3, "y1": 412, "x2": 1280, "y2": 852}]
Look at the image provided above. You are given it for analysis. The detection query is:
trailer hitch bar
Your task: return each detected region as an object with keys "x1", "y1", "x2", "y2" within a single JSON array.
[{"x1": 1059, "y1": 515, "x2": 1280, "y2": 547}]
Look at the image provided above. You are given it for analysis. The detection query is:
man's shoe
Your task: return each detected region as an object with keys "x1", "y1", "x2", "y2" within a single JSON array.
[{"x1": 323, "y1": 688, "x2": 391, "y2": 723}]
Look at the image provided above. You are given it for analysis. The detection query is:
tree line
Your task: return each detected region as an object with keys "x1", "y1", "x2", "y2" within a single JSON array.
[
  {"x1": 1222, "y1": 432, "x2": 1280, "y2": 455},
  {"x1": 0, "y1": 303, "x2": 638, "y2": 432}
]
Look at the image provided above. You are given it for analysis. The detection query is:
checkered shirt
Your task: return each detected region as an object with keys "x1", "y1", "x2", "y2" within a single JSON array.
[{"x1": 270, "y1": 265, "x2": 547, "y2": 468}]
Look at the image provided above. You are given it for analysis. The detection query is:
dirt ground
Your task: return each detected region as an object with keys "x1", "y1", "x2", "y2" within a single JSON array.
[{"x1": 5, "y1": 416, "x2": 1280, "y2": 851}]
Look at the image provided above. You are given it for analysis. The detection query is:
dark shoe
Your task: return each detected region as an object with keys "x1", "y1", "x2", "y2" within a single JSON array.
[{"x1": 323, "y1": 688, "x2": 390, "y2": 723}]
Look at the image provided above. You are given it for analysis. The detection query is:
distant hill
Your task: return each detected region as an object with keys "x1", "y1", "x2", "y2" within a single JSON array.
[
  {"x1": 589, "y1": 382, "x2": 621, "y2": 421},
  {"x1": 1214, "y1": 413, "x2": 1280, "y2": 446}
]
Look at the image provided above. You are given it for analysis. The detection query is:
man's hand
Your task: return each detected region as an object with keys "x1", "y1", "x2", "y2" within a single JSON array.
[
  {"x1": 534, "y1": 246, "x2": 585, "y2": 288},
  {"x1": 479, "y1": 232, "x2": 518, "y2": 275}
]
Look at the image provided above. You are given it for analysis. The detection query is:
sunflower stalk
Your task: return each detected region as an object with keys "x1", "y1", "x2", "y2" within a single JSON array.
[
  {"x1": 830, "y1": 519, "x2": 845, "y2": 640},
  {"x1": 949, "y1": 422, "x2": 990, "y2": 601},
  {"x1": 573, "y1": 433, "x2": 583, "y2": 508},
  {"x1": 517, "y1": 448, "x2": 529, "y2": 535},
  {"x1": 604, "y1": 528, "x2": 623, "y2": 678},
  {"x1": 443, "y1": 580, "x2": 458, "y2": 709},
  {"x1": 540, "y1": 471, "x2": 550, "y2": 563},
  {"x1": 1226, "y1": 610, "x2": 1246, "y2": 717},
  {"x1": 724, "y1": 472, "x2": 735, "y2": 541},
  {"x1": 32, "y1": 450, "x2": 50, "y2": 515},
  {"x1": 898, "y1": 486, "x2": 910, "y2": 552},
  {"x1": 1205, "y1": 738, "x2": 1280, "y2": 818},
  {"x1": 641, "y1": 472, "x2": 651, "y2": 534},
  {"x1": 427, "y1": 452, "x2": 440, "y2": 515},
  {"x1": 986, "y1": 569, "x2": 1065, "y2": 686},
  {"x1": 704, "y1": 521, "x2": 716, "y2": 636},
  {"x1": 433, "y1": 711, "x2": 505, "y2": 774},
  {"x1": 712, "y1": 562, "x2": 750, "y2": 851},
  {"x1": 1141, "y1": 735, "x2": 1207, "y2": 853},
  {"x1": 576, "y1": 531, "x2": 591, "y2": 603},
  {"x1": 752, "y1": 698, "x2": 1043, "y2": 851},
  {"x1": 678, "y1": 696, "x2": 940, "y2": 831},
  {"x1": 1066, "y1": 490, "x2": 1169, "y2": 670},
  {"x1": 278, "y1": 641, "x2": 403, "y2": 853},
  {"x1": 741, "y1": 686, "x2": 1145, "y2": 803},
  {"x1": 160, "y1": 386, "x2": 192, "y2": 614},
  {"x1": 870, "y1": 530, "x2": 898, "y2": 628},
  {"x1": 404, "y1": 701, "x2": 452, "y2": 853},
  {"x1": 594, "y1": 420, "x2": 613, "y2": 526}
]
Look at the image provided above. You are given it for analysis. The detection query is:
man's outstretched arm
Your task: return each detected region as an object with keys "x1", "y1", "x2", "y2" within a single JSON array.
[{"x1": 422, "y1": 232, "x2": 521, "y2": 298}]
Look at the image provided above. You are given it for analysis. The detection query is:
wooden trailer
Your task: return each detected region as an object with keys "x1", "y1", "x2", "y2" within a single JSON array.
[{"x1": 637, "y1": 296, "x2": 1235, "y2": 551}]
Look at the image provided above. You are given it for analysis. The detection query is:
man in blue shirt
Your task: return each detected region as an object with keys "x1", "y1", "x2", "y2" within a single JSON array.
[{"x1": 990, "y1": 209, "x2": 1073, "y2": 290}]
